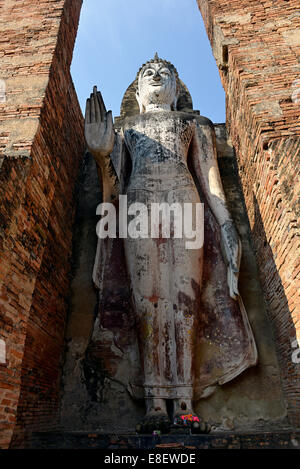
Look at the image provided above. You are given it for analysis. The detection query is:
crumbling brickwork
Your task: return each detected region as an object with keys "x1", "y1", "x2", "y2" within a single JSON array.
[
  {"x1": 197, "y1": 0, "x2": 300, "y2": 426},
  {"x1": 0, "y1": 0, "x2": 84, "y2": 448}
]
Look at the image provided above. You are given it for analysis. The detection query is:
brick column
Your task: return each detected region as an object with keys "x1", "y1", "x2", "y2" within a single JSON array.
[
  {"x1": 0, "y1": 0, "x2": 84, "y2": 448},
  {"x1": 197, "y1": 0, "x2": 300, "y2": 426}
]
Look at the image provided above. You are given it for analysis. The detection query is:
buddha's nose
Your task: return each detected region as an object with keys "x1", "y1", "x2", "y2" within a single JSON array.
[{"x1": 153, "y1": 72, "x2": 161, "y2": 81}]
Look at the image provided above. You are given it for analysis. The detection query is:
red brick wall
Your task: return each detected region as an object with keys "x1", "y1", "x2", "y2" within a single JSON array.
[
  {"x1": 197, "y1": 0, "x2": 300, "y2": 426},
  {"x1": 0, "y1": 0, "x2": 84, "y2": 448}
]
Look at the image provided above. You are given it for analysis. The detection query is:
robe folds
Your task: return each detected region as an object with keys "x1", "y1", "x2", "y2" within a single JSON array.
[{"x1": 90, "y1": 114, "x2": 257, "y2": 402}]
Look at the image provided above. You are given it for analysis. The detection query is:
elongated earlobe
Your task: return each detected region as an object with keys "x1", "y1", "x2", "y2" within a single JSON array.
[
  {"x1": 171, "y1": 96, "x2": 178, "y2": 111},
  {"x1": 136, "y1": 90, "x2": 144, "y2": 114}
]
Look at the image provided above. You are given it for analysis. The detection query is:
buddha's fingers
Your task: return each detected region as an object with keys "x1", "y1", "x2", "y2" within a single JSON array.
[
  {"x1": 228, "y1": 267, "x2": 239, "y2": 300},
  {"x1": 97, "y1": 91, "x2": 107, "y2": 122},
  {"x1": 232, "y1": 275, "x2": 239, "y2": 297},
  {"x1": 85, "y1": 98, "x2": 91, "y2": 124},
  {"x1": 106, "y1": 110, "x2": 113, "y2": 139},
  {"x1": 93, "y1": 86, "x2": 100, "y2": 122},
  {"x1": 90, "y1": 93, "x2": 96, "y2": 123}
]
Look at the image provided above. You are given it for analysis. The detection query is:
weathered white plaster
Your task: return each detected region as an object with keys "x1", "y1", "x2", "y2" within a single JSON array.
[{"x1": 84, "y1": 56, "x2": 257, "y2": 431}]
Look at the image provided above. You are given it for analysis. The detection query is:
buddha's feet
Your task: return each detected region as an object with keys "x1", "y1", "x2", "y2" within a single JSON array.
[{"x1": 136, "y1": 413, "x2": 171, "y2": 434}]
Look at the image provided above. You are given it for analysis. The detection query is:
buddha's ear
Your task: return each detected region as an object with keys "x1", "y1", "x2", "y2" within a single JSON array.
[
  {"x1": 136, "y1": 90, "x2": 145, "y2": 114},
  {"x1": 171, "y1": 78, "x2": 179, "y2": 111},
  {"x1": 171, "y1": 96, "x2": 178, "y2": 112}
]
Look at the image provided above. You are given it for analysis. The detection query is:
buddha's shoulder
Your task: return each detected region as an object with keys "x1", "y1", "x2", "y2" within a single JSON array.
[
  {"x1": 159, "y1": 111, "x2": 213, "y2": 127},
  {"x1": 122, "y1": 111, "x2": 213, "y2": 127},
  {"x1": 121, "y1": 111, "x2": 214, "y2": 132},
  {"x1": 193, "y1": 114, "x2": 214, "y2": 129}
]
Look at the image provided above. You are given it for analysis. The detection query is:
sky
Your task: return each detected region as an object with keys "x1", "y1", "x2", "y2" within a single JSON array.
[{"x1": 71, "y1": 0, "x2": 225, "y2": 123}]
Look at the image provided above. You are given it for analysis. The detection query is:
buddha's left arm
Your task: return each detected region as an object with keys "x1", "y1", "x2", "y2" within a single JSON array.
[{"x1": 190, "y1": 118, "x2": 241, "y2": 300}]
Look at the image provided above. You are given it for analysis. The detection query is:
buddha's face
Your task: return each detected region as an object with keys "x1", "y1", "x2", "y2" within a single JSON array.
[{"x1": 136, "y1": 62, "x2": 177, "y2": 112}]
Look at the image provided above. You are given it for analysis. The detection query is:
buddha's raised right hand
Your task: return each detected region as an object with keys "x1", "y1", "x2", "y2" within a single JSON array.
[{"x1": 85, "y1": 86, "x2": 114, "y2": 161}]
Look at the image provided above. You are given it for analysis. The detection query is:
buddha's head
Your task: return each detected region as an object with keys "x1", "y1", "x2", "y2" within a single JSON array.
[{"x1": 136, "y1": 54, "x2": 179, "y2": 113}]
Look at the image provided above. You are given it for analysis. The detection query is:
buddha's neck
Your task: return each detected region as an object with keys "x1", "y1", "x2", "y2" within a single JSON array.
[{"x1": 144, "y1": 103, "x2": 171, "y2": 113}]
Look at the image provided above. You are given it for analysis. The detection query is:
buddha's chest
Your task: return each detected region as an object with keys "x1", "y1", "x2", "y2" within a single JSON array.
[{"x1": 123, "y1": 113, "x2": 195, "y2": 157}]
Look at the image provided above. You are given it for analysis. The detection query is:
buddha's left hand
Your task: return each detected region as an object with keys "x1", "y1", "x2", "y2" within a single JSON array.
[{"x1": 220, "y1": 220, "x2": 242, "y2": 301}]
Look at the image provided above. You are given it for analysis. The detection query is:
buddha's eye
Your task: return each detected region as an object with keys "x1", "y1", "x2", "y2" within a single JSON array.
[
  {"x1": 144, "y1": 69, "x2": 154, "y2": 77},
  {"x1": 160, "y1": 69, "x2": 170, "y2": 76}
]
